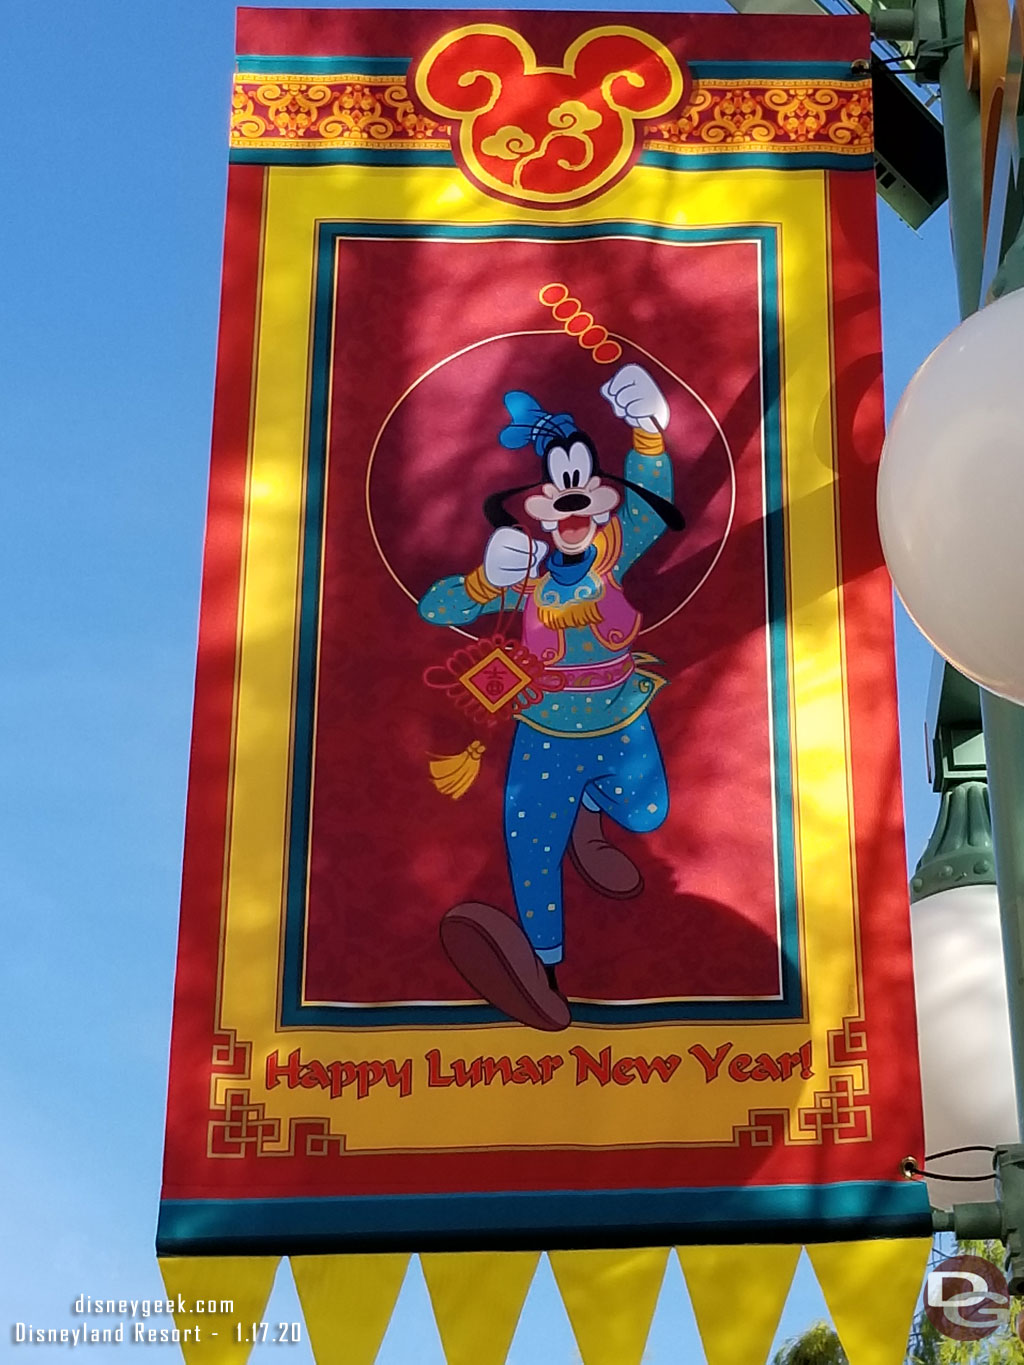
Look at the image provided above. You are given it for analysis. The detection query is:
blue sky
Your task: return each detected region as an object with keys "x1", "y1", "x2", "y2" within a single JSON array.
[{"x1": 0, "y1": 1, "x2": 958, "y2": 1360}]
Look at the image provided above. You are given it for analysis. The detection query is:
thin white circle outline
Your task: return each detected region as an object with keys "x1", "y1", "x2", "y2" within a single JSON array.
[{"x1": 364, "y1": 328, "x2": 736, "y2": 637}]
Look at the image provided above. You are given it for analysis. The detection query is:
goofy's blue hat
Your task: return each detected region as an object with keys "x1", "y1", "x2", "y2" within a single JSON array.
[{"x1": 499, "y1": 391, "x2": 576, "y2": 458}]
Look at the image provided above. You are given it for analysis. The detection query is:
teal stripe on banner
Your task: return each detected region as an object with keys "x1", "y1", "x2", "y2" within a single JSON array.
[
  {"x1": 229, "y1": 148, "x2": 870, "y2": 172},
  {"x1": 229, "y1": 148, "x2": 457, "y2": 168},
  {"x1": 157, "y1": 1181, "x2": 934, "y2": 1255},
  {"x1": 235, "y1": 54, "x2": 410, "y2": 75},
  {"x1": 233, "y1": 57, "x2": 863, "y2": 82},
  {"x1": 640, "y1": 150, "x2": 875, "y2": 173},
  {"x1": 690, "y1": 60, "x2": 866, "y2": 81}
]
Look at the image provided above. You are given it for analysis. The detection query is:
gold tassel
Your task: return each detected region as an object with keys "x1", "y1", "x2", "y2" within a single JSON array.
[{"x1": 429, "y1": 741, "x2": 486, "y2": 799}]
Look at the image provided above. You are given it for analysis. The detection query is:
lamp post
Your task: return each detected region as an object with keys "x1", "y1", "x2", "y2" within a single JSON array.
[
  {"x1": 875, "y1": 0, "x2": 1024, "y2": 1289},
  {"x1": 909, "y1": 659, "x2": 1014, "y2": 1209}
]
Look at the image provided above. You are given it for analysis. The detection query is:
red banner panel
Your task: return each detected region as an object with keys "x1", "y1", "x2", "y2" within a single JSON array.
[{"x1": 159, "y1": 7, "x2": 930, "y2": 1255}]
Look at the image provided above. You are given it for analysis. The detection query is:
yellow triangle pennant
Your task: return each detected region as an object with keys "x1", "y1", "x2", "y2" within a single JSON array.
[
  {"x1": 290, "y1": 1253, "x2": 409, "y2": 1365},
  {"x1": 677, "y1": 1244, "x2": 800, "y2": 1365},
  {"x1": 421, "y1": 1250, "x2": 539, "y2": 1365},
  {"x1": 157, "y1": 1256, "x2": 279, "y2": 1364},
  {"x1": 549, "y1": 1247, "x2": 669, "y2": 1365},
  {"x1": 807, "y1": 1238, "x2": 932, "y2": 1365}
]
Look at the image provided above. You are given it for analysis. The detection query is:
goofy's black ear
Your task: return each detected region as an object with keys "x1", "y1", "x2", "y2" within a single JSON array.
[{"x1": 483, "y1": 480, "x2": 542, "y2": 529}]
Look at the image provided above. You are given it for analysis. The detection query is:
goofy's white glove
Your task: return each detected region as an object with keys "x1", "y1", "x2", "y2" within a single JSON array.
[
  {"x1": 600, "y1": 364, "x2": 670, "y2": 434},
  {"x1": 483, "y1": 526, "x2": 547, "y2": 589}
]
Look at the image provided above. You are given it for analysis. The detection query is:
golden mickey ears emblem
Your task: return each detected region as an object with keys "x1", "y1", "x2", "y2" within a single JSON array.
[{"x1": 414, "y1": 24, "x2": 687, "y2": 208}]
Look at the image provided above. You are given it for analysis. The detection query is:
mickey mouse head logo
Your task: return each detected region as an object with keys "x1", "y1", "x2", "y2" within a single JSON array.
[{"x1": 414, "y1": 24, "x2": 687, "y2": 207}]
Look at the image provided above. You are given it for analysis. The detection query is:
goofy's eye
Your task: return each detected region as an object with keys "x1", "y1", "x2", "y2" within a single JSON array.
[{"x1": 548, "y1": 441, "x2": 594, "y2": 490}]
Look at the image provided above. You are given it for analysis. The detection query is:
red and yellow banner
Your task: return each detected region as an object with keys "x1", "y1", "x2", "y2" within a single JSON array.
[{"x1": 160, "y1": 7, "x2": 930, "y2": 1261}]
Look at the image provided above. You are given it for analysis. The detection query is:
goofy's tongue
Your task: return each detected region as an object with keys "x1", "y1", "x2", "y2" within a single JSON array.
[{"x1": 559, "y1": 515, "x2": 591, "y2": 546}]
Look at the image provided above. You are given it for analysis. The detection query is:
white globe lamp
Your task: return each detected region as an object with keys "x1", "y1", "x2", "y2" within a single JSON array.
[{"x1": 878, "y1": 288, "x2": 1024, "y2": 703}]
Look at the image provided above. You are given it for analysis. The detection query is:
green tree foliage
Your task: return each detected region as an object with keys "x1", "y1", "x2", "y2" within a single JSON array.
[{"x1": 772, "y1": 1321, "x2": 848, "y2": 1365}]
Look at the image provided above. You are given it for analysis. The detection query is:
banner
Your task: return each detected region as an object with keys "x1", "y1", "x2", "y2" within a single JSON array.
[{"x1": 159, "y1": 6, "x2": 932, "y2": 1257}]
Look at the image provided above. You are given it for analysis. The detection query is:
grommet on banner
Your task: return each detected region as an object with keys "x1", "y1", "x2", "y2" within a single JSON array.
[{"x1": 902, "y1": 1146, "x2": 998, "y2": 1182}]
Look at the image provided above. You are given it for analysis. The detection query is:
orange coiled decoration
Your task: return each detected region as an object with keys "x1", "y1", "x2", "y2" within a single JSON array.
[{"x1": 538, "y1": 283, "x2": 623, "y2": 363}]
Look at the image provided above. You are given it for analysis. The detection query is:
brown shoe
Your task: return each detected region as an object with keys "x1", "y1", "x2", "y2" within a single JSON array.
[
  {"x1": 568, "y1": 804, "x2": 644, "y2": 899},
  {"x1": 439, "y1": 902, "x2": 571, "y2": 1032}
]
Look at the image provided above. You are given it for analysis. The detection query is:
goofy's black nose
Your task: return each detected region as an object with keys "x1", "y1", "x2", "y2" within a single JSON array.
[{"x1": 553, "y1": 493, "x2": 590, "y2": 513}]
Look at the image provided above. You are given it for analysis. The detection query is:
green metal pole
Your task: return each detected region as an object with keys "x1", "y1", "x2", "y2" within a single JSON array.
[
  {"x1": 979, "y1": 690, "x2": 1024, "y2": 1137},
  {"x1": 926, "y1": 0, "x2": 1024, "y2": 1281},
  {"x1": 936, "y1": 0, "x2": 985, "y2": 317},
  {"x1": 936, "y1": 0, "x2": 1024, "y2": 1136}
]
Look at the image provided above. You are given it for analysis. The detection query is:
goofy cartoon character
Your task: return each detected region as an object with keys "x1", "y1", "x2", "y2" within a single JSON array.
[{"x1": 418, "y1": 364, "x2": 684, "y2": 1030}]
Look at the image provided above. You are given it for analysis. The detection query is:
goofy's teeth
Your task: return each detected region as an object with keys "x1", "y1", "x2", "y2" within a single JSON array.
[
  {"x1": 541, "y1": 520, "x2": 558, "y2": 531},
  {"x1": 593, "y1": 512, "x2": 611, "y2": 525}
]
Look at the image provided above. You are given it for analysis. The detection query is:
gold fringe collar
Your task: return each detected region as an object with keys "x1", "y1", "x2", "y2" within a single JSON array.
[{"x1": 535, "y1": 598, "x2": 604, "y2": 631}]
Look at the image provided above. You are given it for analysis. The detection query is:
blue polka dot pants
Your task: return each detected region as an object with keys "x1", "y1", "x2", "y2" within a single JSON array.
[{"x1": 502, "y1": 712, "x2": 669, "y2": 964}]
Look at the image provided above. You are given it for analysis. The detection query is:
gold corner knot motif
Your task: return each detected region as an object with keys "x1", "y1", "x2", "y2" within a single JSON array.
[
  {"x1": 207, "y1": 1030, "x2": 347, "y2": 1158},
  {"x1": 733, "y1": 1016, "x2": 871, "y2": 1148}
]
